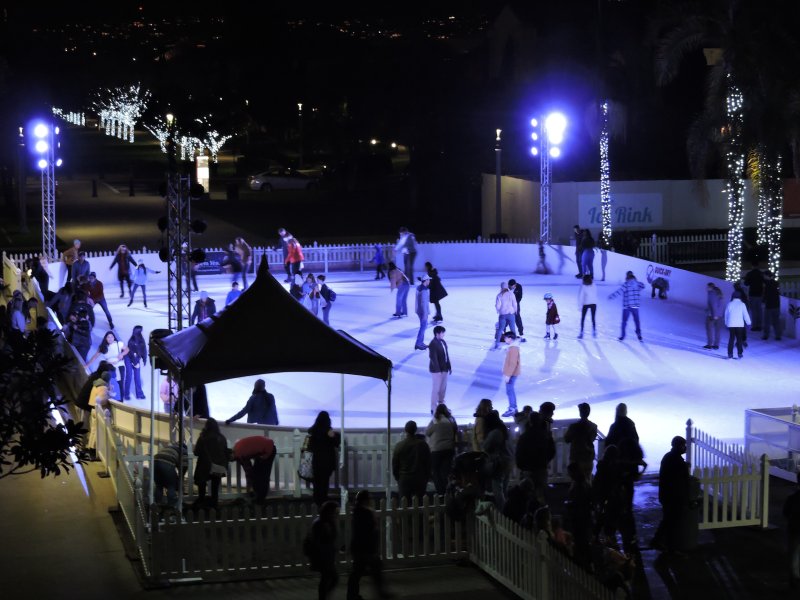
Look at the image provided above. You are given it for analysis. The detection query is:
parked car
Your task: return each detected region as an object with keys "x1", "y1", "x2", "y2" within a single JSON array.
[{"x1": 247, "y1": 166, "x2": 320, "y2": 192}]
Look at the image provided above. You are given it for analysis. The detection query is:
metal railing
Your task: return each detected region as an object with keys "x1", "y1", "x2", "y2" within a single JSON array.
[{"x1": 636, "y1": 233, "x2": 727, "y2": 265}]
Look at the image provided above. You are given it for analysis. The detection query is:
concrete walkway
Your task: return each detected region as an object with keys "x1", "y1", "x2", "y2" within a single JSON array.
[{"x1": 0, "y1": 459, "x2": 516, "y2": 600}]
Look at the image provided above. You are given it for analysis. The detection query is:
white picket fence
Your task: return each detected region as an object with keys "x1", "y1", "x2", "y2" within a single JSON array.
[
  {"x1": 636, "y1": 233, "x2": 728, "y2": 265},
  {"x1": 107, "y1": 401, "x2": 590, "y2": 504},
  {"x1": 470, "y1": 508, "x2": 623, "y2": 600},
  {"x1": 685, "y1": 419, "x2": 770, "y2": 530}
]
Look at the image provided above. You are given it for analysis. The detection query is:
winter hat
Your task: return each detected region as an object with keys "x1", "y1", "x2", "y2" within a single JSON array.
[{"x1": 543, "y1": 292, "x2": 553, "y2": 300}]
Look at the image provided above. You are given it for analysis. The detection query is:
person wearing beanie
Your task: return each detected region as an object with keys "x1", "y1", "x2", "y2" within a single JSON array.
[{"x1": 493, "y1": 281, "x2": 518, "y2": 349}]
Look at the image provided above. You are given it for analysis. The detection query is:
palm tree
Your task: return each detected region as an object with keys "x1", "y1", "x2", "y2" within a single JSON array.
[{"x1": 654, "y1": 0, "x2": 800, "y2": 280}]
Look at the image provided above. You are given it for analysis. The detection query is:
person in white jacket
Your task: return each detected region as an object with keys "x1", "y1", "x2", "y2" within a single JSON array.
[
  {"x1": 493, "y1": 281, "x2": 518, "y2": 349},
  {"x1": 724, "y1": 291, "x2": 751, "y2": 359},
  {"x1": 577, "y1": 274, "x2": 598, "y2": 339}
]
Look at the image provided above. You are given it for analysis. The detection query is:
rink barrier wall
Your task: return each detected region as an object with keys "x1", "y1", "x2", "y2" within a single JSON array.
[
  {"x1": 744, "y1": 406, "x2": 800, "y2": 483},
  {"x1": 686, "y1": 419, "x2": 770, "y2": 530},
  {"x1": 470, "y1": 508, "x2": 623, "y2": 600},
  {"x1": 107, "y1": 401, "x2": 597, "y2": 501}
]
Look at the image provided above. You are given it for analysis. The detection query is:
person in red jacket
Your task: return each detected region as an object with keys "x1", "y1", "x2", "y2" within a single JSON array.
[
  {"x1": 81, "y1": 272, "x2": 114, "y2": 329},
  {"x1": 285, "y1": 237, "x2": 305, "y2": 280},
  {"x1": 232, "y1": 435, "x2": 277, "y2": 503}
]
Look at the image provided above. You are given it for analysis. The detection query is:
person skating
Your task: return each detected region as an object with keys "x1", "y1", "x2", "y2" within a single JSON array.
[
  {"x1": 743, "y1": 260, "x2": 764, "y2": 332},
  {"x1": 543, "y1": 293, "x2": 560, "y2": 340},
  {"x1": 395, "y1": 226, "x2": 418, "y2": 281},
  {"x1": 414, "y1": 274, "x2": 431, "y2": 350},
  {"x1": 704, "y1": 282, "x2": 724, "y2": 350},
  {"x1": 234, "y1": 236, "x2": 252, "y2": 289},
  {"x1": 573, "y1": 225, "x2": 585, "y2": 278},
  {"x1": 388, "y1": 261, "x2": 410, "y2": 318},
  {"x1": 191, "y1": 291, "x2": 217, "y2": 325},
  {"x1": 508, "y1": 278, "x2": 525, "y2": 341},
  {"x1": 609, "y1": 271, "x2": 645, "y2": 342},
  {"x1": 577, "y1": 274, "x2": 598, "y2": 338},
  {"x1": 724, "y1": 290, "x2": 751, "y2": 359},
  {"x1": 81, "y1": 272, "x2": 114, "y2": 329},
  {"x1": 225, "y1": 379, "x2": 279, "y2": 426},
  {"x1": 424, "y1": 261, "x2": 447, "y2": 323},
  {"x1": 493, "y1": 281, "x2": 517, "y2": 349},
  {"x1": 127, "y1": 263, "x2": 160, "y2": 308},
  {"x1": 762, "y1": 270, "x2": 782, "y2": 341},
  {"x1": 109, "y1": 244, "x2": 137, "y2": 298},
  {"x1": 501, "y1": 331, "x2": 521, "y2": 417},
  {"x1": 371, "y1": 244, "x2": 386, "y2": 280},
  {"x1": 225, "y1": 281, "x2": 242, "y2": 306}
]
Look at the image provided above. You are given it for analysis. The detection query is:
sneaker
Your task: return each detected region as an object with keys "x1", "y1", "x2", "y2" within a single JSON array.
[
  {"x1": 702, "y1": 345, "x2": 712, "y2": 349},
  {"x1": 501, "y1": 408, "x2": 516, "y2": 418},
  {"x1": 544, "y1": 333, "x2": 550, "y2": 339}
]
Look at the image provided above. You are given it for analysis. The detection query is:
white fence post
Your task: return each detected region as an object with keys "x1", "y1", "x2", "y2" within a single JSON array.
[
  {"x1": 686, "y1": 418, "x2": 693, "y2": 467},
  {"x1": 759, "y1": 453, "x2": 770, "y2": 528}
]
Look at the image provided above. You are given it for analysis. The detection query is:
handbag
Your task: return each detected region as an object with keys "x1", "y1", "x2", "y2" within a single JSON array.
[
  {"x1": 298, "y1": 434, "x2": 314, "y2": 481},
  {"x1": 210, "y1": 462, "x2": 227, "y2": 477}
]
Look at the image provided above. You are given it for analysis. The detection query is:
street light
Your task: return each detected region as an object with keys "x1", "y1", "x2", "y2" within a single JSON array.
[
  {"x1": 495, "y1": 128, "x2": 502, "y2": 238},
  {"x1": 297, "y1": 102, "x2": 303, "y2": 168},
  {"x1": 530, "y1": 112, "x2": 568, "y2": 243},
  {"x1": 27, "y1": 120, "x2": 62, "y2": 260}
]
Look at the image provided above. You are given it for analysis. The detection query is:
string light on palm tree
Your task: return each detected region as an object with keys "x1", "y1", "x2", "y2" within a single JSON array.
[
  {"x1": 599, "y1": 101, "x2": 612, "y2": 245},
  {"x1": 724, "y1": 80, "x2": 746, "y2": 283}
]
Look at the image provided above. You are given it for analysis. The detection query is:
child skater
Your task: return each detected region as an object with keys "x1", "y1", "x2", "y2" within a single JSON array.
[{"x1": 544, "y1": 292, "x2": 560, "y2": 339}]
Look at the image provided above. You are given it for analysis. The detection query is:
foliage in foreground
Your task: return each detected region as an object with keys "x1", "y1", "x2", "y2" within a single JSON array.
[{"x1": 0, "y1": 329, "x2": 86, "y2": 479}]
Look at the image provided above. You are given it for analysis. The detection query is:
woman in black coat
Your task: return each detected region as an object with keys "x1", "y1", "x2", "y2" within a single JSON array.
[
  {"x1": 193, "y1": 417, "x2": 229, "y2": 508},
  {"x1": 308, "y1": 411, "x2": 341, "y2": 507},
  {"x1": 424, "y1": 261, "x2": 448, "y2": 323}
]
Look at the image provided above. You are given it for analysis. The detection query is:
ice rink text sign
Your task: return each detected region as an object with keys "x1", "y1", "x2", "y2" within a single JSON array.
[{"x1": 578, "y1": 193, "x2": 663, "y2": 228}]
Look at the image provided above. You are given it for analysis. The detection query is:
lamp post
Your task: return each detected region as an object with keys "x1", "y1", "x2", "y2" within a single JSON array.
[
  {"x1": 495, "y1": 128, "x2": 502, "y2": 237},
  {"x1": 297, "y1": 102, "x2": 304, "y2": 168},
  {"x1": 28, "y1": 121, "x2": 62, "y2": 260},
  {"x1": 530, "y1": 113, "x2": 567, "y2": 243}
]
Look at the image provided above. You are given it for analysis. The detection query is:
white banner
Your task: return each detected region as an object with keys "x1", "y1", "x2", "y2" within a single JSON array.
[{"x1": 578, "y1": 193, "x2": 663, "y2": 228}]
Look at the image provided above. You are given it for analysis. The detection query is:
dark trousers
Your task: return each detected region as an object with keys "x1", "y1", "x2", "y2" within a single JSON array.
[
  {"x1": 93, "y1": 298, "x2": 114, "y2": 327},
  {"x1": 763, "y1": 308, "x2": 781, "y2": 339},
  {"x1": 129, "y1": 284, "x2": 147, "y2": 306},
  {"x1": 238, "y1": 447, "x2": 276, "y2": 501},
  {"x1": 185, "y1": 271, "x2": 198, "y2": 291},
  {"x1": 432, "y1": 300, "x2": 443, "y2": 321},
  {"x1": 580, "y1": 304, "x2": 596, "y2": 331},
  {"x1": 197, "y1": 476, "x2": 221, "y2": 506},
  {"x1": 375, "y1": 263, "x2": 385, "y2": 279},
  {"x1": 123, "y1": 356, "x2": 144, "y2": 399},
  {"x1": 318, "y1": 566, "x2": 338, "y2": 600},
  {"x1": 430, "y1": 449, "x2": 454, "y2": 495},
  {"x1": 313, "y1": 469, "x2": 332, "y2": 507},
  {"x1": 398, "y1": 477, "x2": 427, "y2": 504},
  {"x1": 514, "y1": 305, "x2": 524, "y2": 335},
  {"x1": 118, "y1": 275, "x2": 132, "y2": 297},
  {"x1": 403, "y1": 252, "x2": 416, "y2": 282},
  {"x1": 347, "y1": 555, "x2": 385, "y2": 600},
  {"x1": 727, "y1": 327, "x2": 745, "y2": 357}
]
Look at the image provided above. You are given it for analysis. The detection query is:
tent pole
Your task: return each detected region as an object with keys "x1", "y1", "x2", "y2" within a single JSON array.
[
  {"x1": 148, "y1": 357, "x2": 156, "y2": 510},
  {"x1": 339, "y1": 373, "x2": 347, "y2": 512},
  {"x1": 385, "y1": 370, "x2": 392, "y2": 502}
]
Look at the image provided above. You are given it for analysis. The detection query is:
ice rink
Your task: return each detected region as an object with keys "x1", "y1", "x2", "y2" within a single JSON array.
[{"x1": 63, "y1": 264, "x2": 798, "y2": 470}]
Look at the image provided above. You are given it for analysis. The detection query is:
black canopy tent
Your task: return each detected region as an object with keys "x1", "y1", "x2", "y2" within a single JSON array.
[{"x1": 149, "y1": 259, "x2": 394, "y2": 506}]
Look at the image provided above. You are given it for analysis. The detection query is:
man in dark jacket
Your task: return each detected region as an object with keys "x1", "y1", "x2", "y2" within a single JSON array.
[
  {"x1": 62, "y1": 310, "x2": 91, "y2": 361},
  {"x1": 515, "y1": 402, "x2": 556, "y2": 504},
  {"x1": 347, "y1": 490, "x2": 389, "y2": 599},
  {"x1": 428, "y1": 325, "x2": 452, "y2": 414},
  {"x1": 508, "y1": 279, "x2": 525, "y2": 340},
  {"x1": 81, "y1": 272, "x2": 114, "y2": 329},
  {"x1": 573, "y1": 225, "x2": 585, "y2": 278},
  {"x1": 762, "y1": 270, "x2": 781, "y2": 341},
  {"x1": 743, "y1": 260, "x2": 764, "y2": 331},
  {"x1": 392, "y1": 421, "x2": 431, "y2": 502},
  {"x1": 652, "y1": 436, "x2": 691, "y2": 553}
]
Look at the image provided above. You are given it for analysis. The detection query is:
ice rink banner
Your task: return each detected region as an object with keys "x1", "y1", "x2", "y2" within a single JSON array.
[{"x1": 578, "y1": 193, "x2": 663, "y2": 229}]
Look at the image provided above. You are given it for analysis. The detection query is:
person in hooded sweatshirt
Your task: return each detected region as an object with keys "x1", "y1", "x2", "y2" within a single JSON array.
[
  {"x1": 191, "y1": 291, "x2": 217, "y2": 325},
  {"x1": 123, "y1": 325, "x2": 147, "y2": 400},
  {"x1": 225, "y1": 378, "x2": 279, "y2": 425},
  {"x1": 724, "y1": 290, "x2": 751, "y2": 359}
]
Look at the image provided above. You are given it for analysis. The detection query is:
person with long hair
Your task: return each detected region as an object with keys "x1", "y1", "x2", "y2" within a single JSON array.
[
  {"x1": 128, "y1": 263, "x2": 160, "y2": 308},
  {"x1": 424, "y1": 261, "x2": 448, "y2": 323},
  {"x1": 123, "y1": 325, "x2": 147, "y2": 400},
  {"x1": 193, "y1": 417, "x2": 229, "y2": 509},
  {"x1": 308, "y1": 411, "x2": 341, "y2": 507},
  {"x1": 109, "y1": 243, "x2": 137, "y2": 298},
  {"x1": 482, "y1": 410, "x2": 512, "y2": 510},
  {"x1": 88, "y1": 330, "x2": 129, "y2": 394},
  {"x1": 225, "y1": 378, "x2": 279, "y2": 425},
  {"x1": 234, "y1": 236, "x2": 252, "y2": 289},
  {"x1": 302, "y1": 273, "x2": 321, "y2": 316},
  {"x1": 472, "y1": 398, "x2": 493, "y2": 451}
]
